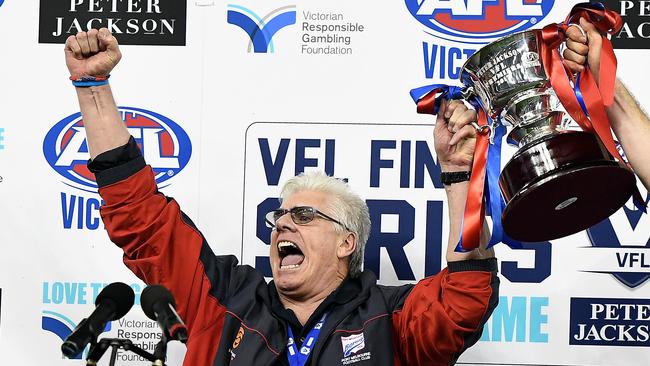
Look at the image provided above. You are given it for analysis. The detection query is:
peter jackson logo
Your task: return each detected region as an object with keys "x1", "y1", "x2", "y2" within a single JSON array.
[
  {"x1": 38, "y1": 0, "x2": 187, "y2": 46},
  {"x1": 570, "y1": 298, "x2": 650, "y2": 346}
]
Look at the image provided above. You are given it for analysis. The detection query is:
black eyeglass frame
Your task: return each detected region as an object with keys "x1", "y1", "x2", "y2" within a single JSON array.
[{"x1": 265, "y1": 206, "x2": 350, "y2": 231}]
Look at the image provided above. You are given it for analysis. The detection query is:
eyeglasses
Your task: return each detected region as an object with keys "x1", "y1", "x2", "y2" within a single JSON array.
[{"x1": 265, "y1": 206, "x2": 349, "y2": 230}]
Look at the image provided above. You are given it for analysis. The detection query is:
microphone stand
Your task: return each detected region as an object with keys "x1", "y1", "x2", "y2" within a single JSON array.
[
  {"x1": 85, "y1": 338, "x2": 167, "y2": 366},
  {"x1": 151, "y1": 335, "x2": 169, "y2": 366}
]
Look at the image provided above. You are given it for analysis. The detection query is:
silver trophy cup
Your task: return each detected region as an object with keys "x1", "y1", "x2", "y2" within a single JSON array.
[{"x1": 460, "y1": 30, "x2": 636, "y2": 242}]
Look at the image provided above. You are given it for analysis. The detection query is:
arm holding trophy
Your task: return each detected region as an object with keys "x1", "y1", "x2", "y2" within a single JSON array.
[
  {"x1": 434, "y1": 100, "x2": 495, "y2": 262},
  {"x1": 412, "y1": 2, "x2": 642, "y2": 247},
  {"x1": 564, "y1": 18, "x2": 650, "y2": 191},
  {"x1": 606, "y1": 81, "x2": 650, "y2": 191}
]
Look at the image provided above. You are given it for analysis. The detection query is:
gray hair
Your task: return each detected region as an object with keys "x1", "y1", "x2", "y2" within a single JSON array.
[{"x1": 280, "y1": 171, "x2": 371, "y2": 278}]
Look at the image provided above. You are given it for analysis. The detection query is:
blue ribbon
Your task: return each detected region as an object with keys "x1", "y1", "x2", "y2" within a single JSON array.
[
  {"x1": 574, "y1": 73, "x2": 646, "y2": 212},
  {"x1": 286, "y1": 313, "x2": 328, "y2": 366},
  {"x1": 411, "y1": 85, "x2": 526, "y2": 251},
  {"x1": 574, "y1": 73, "x2": 589, "y2": 115},
  {"x1": 454, "y1": 224, "x2": 473, "y2": 252},
  {"x1": 484, "y1": 121, "x2": 523, "y2": 249},
  {"x1": 454, "y1": 119, "x2": 523, "y2": 252}
]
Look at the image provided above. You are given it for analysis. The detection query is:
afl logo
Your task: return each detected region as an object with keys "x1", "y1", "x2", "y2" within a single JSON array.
[
  {"x1": 405, "y1": 0, "x2": 555, "y2": 43},
  {"x1": 43, "y1": 107, "x2": 192, "y2": 192}
]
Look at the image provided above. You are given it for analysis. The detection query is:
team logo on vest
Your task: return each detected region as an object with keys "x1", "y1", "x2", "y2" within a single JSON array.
[
  {"x1": 43, "y1": 107, "x2": 191, "y2": 192},
  {"x1": 405, "y1": 0, "x2": 555, "y2": 43},
  {"x1": 341, "y1": 332, "x2": 365, "y2": 357},
  {"x1": 586, "y1": 194, "x2": 650, "y2": 288},
  {"x1": 227, "y1": 4, "x2": 297, "y2": 53},
  {"x1": 232, "y1": 326, "x2": 245, "y2": 349}
]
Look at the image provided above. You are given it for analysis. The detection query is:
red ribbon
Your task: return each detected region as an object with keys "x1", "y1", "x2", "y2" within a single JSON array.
[
  {"x1": 541, "y1": 3, "x2": 645, "y2": 206},
  {"x1": 414, "y1": 4, "x2": 643, "y2": 252},
  {"x1": 416, "y1": 94, "x2": 489, "y2": 251},
  {"x1": 416, "y1": 90, "x2": 440, "y2": 115},
  {"x1": 567, "y1": 5, "x2": 622, "y2": 106},
  {"x1": 460, "y1": 109, "x2": 490, "y2": 250}
]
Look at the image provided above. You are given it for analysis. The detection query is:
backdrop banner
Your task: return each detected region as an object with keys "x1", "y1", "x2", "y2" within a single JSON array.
[{"x1": 0, "y1": 1, "x2": 648, "y2": 365}]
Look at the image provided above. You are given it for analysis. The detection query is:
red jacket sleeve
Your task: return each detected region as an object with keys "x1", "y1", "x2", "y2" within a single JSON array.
[
  {"x1": 98, "y1": 165, "x2": 229, "y2": 359},
  {"x1": 391, "y1": 259, "x2": 499, "y2": 366}
]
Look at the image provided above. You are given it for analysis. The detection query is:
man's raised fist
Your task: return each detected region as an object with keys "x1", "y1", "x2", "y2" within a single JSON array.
[{"x1": 65, "y1": 28, "x2": 121, "y2": 79}]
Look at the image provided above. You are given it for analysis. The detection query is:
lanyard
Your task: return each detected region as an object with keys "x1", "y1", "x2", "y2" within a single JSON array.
[{"x1": 286, "y1": 312, "x2": 328, "y2": 366}]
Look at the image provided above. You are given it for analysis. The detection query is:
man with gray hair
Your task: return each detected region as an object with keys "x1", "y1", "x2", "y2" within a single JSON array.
[{"x1": 65, "y1": 28, "x2": 498, "y2": 365}]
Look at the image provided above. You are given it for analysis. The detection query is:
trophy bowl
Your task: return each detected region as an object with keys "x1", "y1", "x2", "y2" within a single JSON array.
[{"x1": 460, "y1": 30, "x2": 637, "y2": 242}]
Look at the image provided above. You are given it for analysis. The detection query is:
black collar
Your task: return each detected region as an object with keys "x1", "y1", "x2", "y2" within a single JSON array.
[{"x1": 268, "y1": 276, "x2": 361, "y2": 345}]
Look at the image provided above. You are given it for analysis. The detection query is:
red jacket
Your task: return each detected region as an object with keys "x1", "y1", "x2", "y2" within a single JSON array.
[{"x1": 98, "y1": 162, "x2": 499, "y2": 366}]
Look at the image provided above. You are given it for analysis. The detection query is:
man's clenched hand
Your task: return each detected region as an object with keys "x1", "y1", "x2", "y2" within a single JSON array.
[{"x1": 65, "y1": 28, "x2": 121, "y2": 79}]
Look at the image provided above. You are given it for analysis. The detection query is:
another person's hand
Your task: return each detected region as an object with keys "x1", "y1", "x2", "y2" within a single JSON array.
[
  {"x1": 434, "y1": 100, "x2": 478, "y2": 172},
  {"x1": 563, "y1": 18, "x2": 604, "y2": 84},
  {"x1": 65, "y1": 28, "x2": 121, "y2": 79}
]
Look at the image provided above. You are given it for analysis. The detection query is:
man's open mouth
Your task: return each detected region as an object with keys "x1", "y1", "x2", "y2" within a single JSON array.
[{"x1": 278, "y1": 241, "x2": 305, "y2": 269}]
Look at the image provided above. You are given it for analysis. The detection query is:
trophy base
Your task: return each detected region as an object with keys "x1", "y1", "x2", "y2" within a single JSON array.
[{"x1": 499, "y1": 131, "x2": 636, "y2": 242}]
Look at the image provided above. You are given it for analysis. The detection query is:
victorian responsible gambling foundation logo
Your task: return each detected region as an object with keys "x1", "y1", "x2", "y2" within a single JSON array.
[
  {"x1": 43, "y1": 107, "x2": 191, "y2": 230},
  {"x1": 227, "y1": 4, "x2": 296, "y2": 53},
  {"x1": 586, "y1": 194, "x2": 650, "y2": 288},
  {"x1": 42, "y1": 282, "x2": 161, "y2": 362},
  {"x1": 405, "y1": 0, "x2": 555, "y2": 43}
]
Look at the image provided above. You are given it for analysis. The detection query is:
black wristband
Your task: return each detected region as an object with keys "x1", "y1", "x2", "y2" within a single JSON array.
[{"x1": 441, "y1": 171, "x2": 471, "y2": 185}]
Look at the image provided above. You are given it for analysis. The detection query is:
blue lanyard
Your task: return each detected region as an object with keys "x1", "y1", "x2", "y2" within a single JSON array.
[{"x1": 286, "y1": 312, "x2": 328, "y2": 366}]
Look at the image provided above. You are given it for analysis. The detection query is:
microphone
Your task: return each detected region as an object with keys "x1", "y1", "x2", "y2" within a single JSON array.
[
  {"x1": 141, "y1": 285, "x2": 188, "y2": 343},
  {"x1": 61, "y1": 282, "x2": 135, "y2": 358}
]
